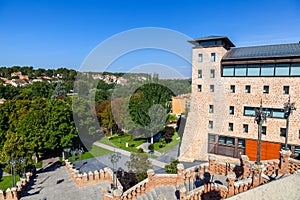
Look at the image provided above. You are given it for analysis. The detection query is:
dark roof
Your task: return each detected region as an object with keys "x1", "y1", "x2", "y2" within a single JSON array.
[
  {"x1": 223, "y1": 43, "x2": 300, "y2": 60},
  {"x1": 188, "y1": 35, "x2": 235, "y2": 47}
]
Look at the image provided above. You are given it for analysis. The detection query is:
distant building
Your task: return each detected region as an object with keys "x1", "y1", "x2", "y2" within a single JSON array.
[
  {"x1": 180, "y1": 36, "x2": 300, "y2": 162},
  {"x1": 171, "y1": 94, "x2": 191, "y2": 115}
]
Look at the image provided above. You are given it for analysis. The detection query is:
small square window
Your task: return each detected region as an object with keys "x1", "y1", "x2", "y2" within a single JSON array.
[
  {"x1": 230, "y1": 85, "x2": 235, "y2": 93},
  {"x1": 209, "y1": 121, "x2": 214, "y2": 129},
  {"x1": 283, "y1": 86, "x2": 289, "y2": 94},
  {"x1": 198, "y1": 85, "x2": 202, "y2": 92},
  {"x1": 198, "y1": 69, "x2": 202, "y2": 78},
  {"x1": 211, "y1": 53, "x2": 216, "y2": 62},
  {"x1": 263, "y1": 85, "x2": 269, "y2": 94},
  {"x1": 228, "y1": 123, "x2": 233, "y2": 131},
  {"x1": 229, "y1": 106, "x2": 234, "y2": 115},
  {"x1": 198, "y1": 54, "x2": 203, "y2": 62},
  {"x1": 280, "y1": 128, "x2": 286, "y2": 137},
  {"x1": 208, "y1": 134, "x2": 215, "y2": 142},
  {"x1": 262, "y1": 126, "x2": 267, "y2": 135},
  {"x1": 210, "y1": 85, "x2": 214, "y2": 92},
  {"x1": 243, "y1": 124, "x2": 248, "y2": 133},
  {"x1": 209, "y1": 105, "x2": 214, "y2": 113},
  {"x1": 210, "y1": 69, "x2": 215, "y2": 78},
  {"x1": 238, "y1": 139, "x2": 245, "y2": 147},
  {"x1": 245, "y1": 85, "x2": 251, "y2": 93}
]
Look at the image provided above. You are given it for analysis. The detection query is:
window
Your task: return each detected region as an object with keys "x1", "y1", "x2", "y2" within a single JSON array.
[
  {"x1": 210, "y1": 85, "x2": 214, "y2": 92},
  {"x1": 228, "y1": 123, "x2": 233, "y2": 131},
  {"x1": 198, "y1": 54, "x2": 203, "y2": 62},
  {"x1": 281, "y1": 144, "x2": 291, "y2": 150},
  {"x1": 210, "y1": 69, "x2": 215, "y2": 78},
  {"x1": 247, "y1": 64, "x2": 260, "y2": 76},
  {"x1": 218, "y1": 136, "x2": 226, "y2": 144},
  {"x1": 235, "y1": 65, "x2": 247, "y2": 76},
  {"x1": 198, "y1": 69, "x2": 202, "y2": 78},
  {"x1": 187, "y1": 101, "x2": 190, "y2": 112},
  {"x1": 209, "y1": 105, "x2": 214, "y2": 113},
  {"x1": 262, "y1": 126, "x2": 267, "y2": 135},
  {"x1": 263, "y1": 85, "x2": 269, "y2": 94},
  {"x1": 283, "y1": 86, "x2": 289, "y2": 94},
  {"x1": 275, "y1": 63, "x2": 290, "y2": 76},
  {"x1": 230, "y1": 85, "x2": 235, "y2": 93},
  {"x1": 272, "y1": 109, "x2": 285, "y2": 118},
  {"x1": 223, "y1": 66, "x2": 234, "y2": 76},
  {"x1": 244, "y1": 106, "x2": 285, "y2": 118},
  {"x1": 229, "y1": 106, "x2": 234, "y2": 115},
  {"x1": 218, "y1": 136, "x2": 235, "y2": 145},
  {"x1": 211, "y1": 53, "x2": 216, "y2": 62},
  {"x1": 198, "y1": 85, "x2": 202, "y2": 92},
  {"x1": 243, "y1": 124, "x2": 248, "y2": 133},
  {"x1": 238, "y1": 139, "x2": 245, "y2": 147},
  {"x1": 209, "y1": 121, "x2": 214, "y2": 129},
  {"x1": 244, "y1": 107, "x2": 255, "y2": 116},
  {"x1": 226, "y1": 137, "x2": 235, "y2": 145},
  {"x1": 245, "y1": 85, "x2": 251, "y2": 93},
  {"x1": 291, "y1": 63, "x2": 300, "y2": 76},
  {"x1": 280, "y1": 128, "x2": 286, "y2": 137},
  {"x1": 294, "y1": 146, "x2": 300, "y2": 157},
  {"x1": 261, "y1": 64, "x2": 275, "y2": 76},
  {"x1": 208, "y1": 134, "x2": 215, "y2": 142}
]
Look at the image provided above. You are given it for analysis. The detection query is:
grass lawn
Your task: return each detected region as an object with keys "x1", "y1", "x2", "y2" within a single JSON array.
[
  {"x1": 153, "y1": 131, "x2": 180, "y2": 153},
  {"x1": 0, "y1": 175, "x2": 20, "y2": 191},
  {"x1": 67, "y1": 145, "x2": 113, "y2": 162}
]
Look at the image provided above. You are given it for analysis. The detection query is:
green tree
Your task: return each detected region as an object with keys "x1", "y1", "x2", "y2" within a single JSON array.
[
  {"x1": 126, "y1": 153, "x2": 152, "y2": 182},
  {"x1": 164, "y1": 159, "x2": 180, "y2": 174}
]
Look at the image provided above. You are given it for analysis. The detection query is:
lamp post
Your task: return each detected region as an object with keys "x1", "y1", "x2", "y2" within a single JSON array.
[
  {"x1": 254, "y1": 102, "x2": 267, "y2": 165},
  {"x1": 19, "y1": 157, "x2": 26, "y2": 178},
  {"x1": 109, "y1": 152, "x2": 121, "y2": 189},
  {"x1": 8, "y1": 158, "x2": 17, "y2": 187},
  {"x1": 78, "y1": 148, "x2": 84, "y2": 170},
  {"x1": 283, "y1": 96, "x2": 296, "y2": 150}
]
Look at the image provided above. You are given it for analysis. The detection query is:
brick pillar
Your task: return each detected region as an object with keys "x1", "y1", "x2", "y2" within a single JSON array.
[
  {"x1": 226, "y1": 172, "x2": 236, "y2": 197},
  {"x1": 208, "y1": 155, "x2": 216, "y2": 175},
  {"x1": 6, "y1": 188, "x2": 12, "y2": 200},
  {"x1": 0, "y1": 190, "x2": 4, "y2": 200},
  {"x1": 279, "y1": 149, "x2": 292, "y2": 174},
  {"x1": 241, "y1": 155, "x2": 250, "y2": 178},
  {"x1": 146, "y1": 169, "x2": 155, "y2": 192},
  {"x1": 11, "y1": 187, "x2": 17, "y2": 200},
  {"x1": 88, "y1": 171, "x2": 94, "y2": 181},
  {"x1": 252, "y1": 163, "x2": 263, "y2": 187},
  {"x1": 141, "y1": 183, "x2": 146, "y2": 195},
  {"x1": 113, "y1": 189, "x2": 122, "y2": 200},
  {"x1": 176, "y1": 164, "x2": 185, "y2": 185}
]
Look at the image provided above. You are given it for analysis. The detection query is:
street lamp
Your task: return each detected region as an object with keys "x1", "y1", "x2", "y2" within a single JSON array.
[
  {"x1": 109, "y1": 152, "x2": 121, "y2": 189},
  {"x1": 283, "y1": 96, "x2": 296, "y2": 150},
  {"x1": 19, "y1": 157, "x2": 26, "y2": 178},
  {"x1": 254, "y1": 101, "x2": 267, "y2": 164},
  {"x1": 8, "y1": 158, "x2": 17, "y2": 187}
]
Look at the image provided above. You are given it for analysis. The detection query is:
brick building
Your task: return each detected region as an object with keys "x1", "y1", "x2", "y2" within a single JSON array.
[{"x1": 179, "y1": 36, "x2": 300, "y2": 162}]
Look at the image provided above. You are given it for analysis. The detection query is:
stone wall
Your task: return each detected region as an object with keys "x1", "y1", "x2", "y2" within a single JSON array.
[{"x1": 0, "y1": 172, "x2": 33, "y2": 200}]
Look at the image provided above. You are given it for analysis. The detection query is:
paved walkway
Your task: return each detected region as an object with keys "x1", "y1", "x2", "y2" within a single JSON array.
[
  {"x1": 94, "y1": 142, "x2": 167, "y2": 168},
  {"x1": 21, "y1": 161, "x2": 110, "y2": 200}
]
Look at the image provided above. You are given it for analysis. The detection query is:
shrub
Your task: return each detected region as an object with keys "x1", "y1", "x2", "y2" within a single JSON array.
[
  {"x1": 148, "y1": 144, "x2": 154, "y2": 152},
  {"x1": 137, "y1": 148, "x2": 144, "y2": 153}
]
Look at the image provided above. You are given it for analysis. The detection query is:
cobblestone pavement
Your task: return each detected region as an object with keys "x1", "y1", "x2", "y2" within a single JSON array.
[{"x1": 21, "y1": 161, "x2": 110, "y2": 200}]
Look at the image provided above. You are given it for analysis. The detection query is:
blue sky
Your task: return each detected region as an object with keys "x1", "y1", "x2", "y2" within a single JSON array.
[{"x1": 0, "y1": 0, "x2": 300, "y2": 77}]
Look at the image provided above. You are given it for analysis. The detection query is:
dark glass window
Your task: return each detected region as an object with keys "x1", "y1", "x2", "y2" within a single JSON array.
[
  {"x1": 261, "y1": 64, "x2": 275, "y2": 76},
  {"x1": 262, "y1": 126, "x2": 267, "y2": 135},
  {"x1": 230, "y1": 85, "x2": 235, "y2": 93},
  {"x1": 280, "y1": 128, "x2": 286, "y2": 137},
  {"x1": 235, "y1": 65, "x2": 247, "y2": 76},
  {"x1": 294, "y1": 146, "x2": 300, "y2": 156},
  {"x1": 272, "y1": 109, "x2": 285, "y2": 118},
  {"x1": 209, "y1": 134, "x2": 215, "y2": 142},
  {"x1": 198, "y1": 69, "x2": 202, "y2": 78},
  {"x1": 228, "y1": 123, "x2": 233, "y2": 131},
  {"x1": 211, "y1": 53, "x2": 216, "y2": 62},
  {"x1": 247, "y1": 64, "x2": 260, "y2": 76},
  {"x1": 243, "y1": 124, "x2": 248, "y2": 133},
  {"x1": 198, "y1": 54, "x2": 203, "y2": 62},
  {"x1": 245, "y1": 85, "x2": 251, "y2": 93},
  {"x1": 223, "y1": 66, "x2": 234, "y2": 76},
  {"x1": 275, "y1": 63, "x2": 290, "y2": 76},
  {"x1": 238, "y1": 139, "x2": 245, "y2": 147},
  {"x1": 209, "y1": 105, "x2": 214, "y2": 113},
  {"x1": 210, "y1": 69, "x2": 215, "y2": 78},
  {"x1": 226, "y1": 137, "x2": 235, "y2": 145},
  {"x1": 244, "y1": 107, "x2": 255, "y2": 116},
  {"x1": 229, "y1": 106, "x2": 234, "y2": 115},
  {"x1": 209, "y1": 121, "x2": 213, "y2": 129},
  {"x1": 283, "y1": 86, "x2": 289, "y2": 94},
  {"x1": 210, "y1": 85, "x2": 214, "y2": 92},
  {"x1": 198, "y1": 85, "x2": 202, "y2": 92},
  {"x1": 218, "y1": 136, "x2": 226, "y2": 144},
  {"x1": 291, "y1": 63, "x2": 300, "y2": 76},
  {"x1": 263, "y1": 85, "x2": 269, "y2": 94}
]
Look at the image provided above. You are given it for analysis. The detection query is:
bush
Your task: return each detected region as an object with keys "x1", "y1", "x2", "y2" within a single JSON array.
[
  {"x1": 165, "y1": 159, "x2": 180, "y2": 174},
  {"x1": 148, "y1": 144, "x2": 154, "y2": 152},
  {"x1": 137, "y1": 148, "x2": 144, "y2": 153}
]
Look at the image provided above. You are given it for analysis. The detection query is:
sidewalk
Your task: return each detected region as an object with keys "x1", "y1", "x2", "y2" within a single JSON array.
[{"x1": 93, "y1": 141, "x2": 167, "y2": 168}]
